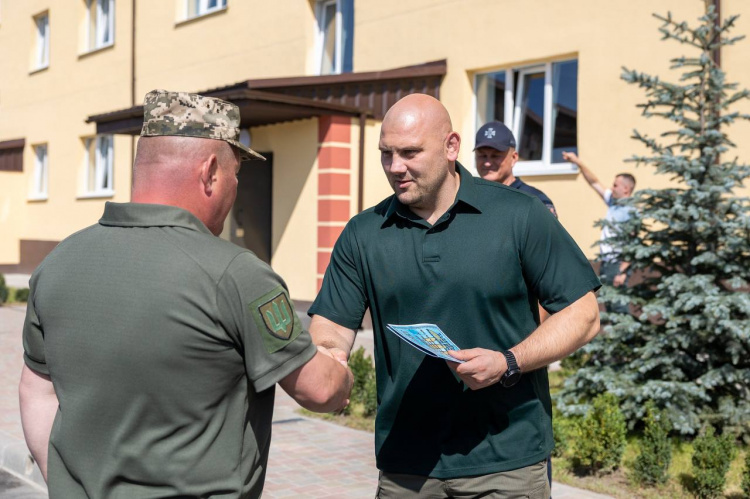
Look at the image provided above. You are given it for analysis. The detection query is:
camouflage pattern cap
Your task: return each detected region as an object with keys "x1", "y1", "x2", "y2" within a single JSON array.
[{"x1": 141, "y1": 89, "x2": 265, "y2": 161}]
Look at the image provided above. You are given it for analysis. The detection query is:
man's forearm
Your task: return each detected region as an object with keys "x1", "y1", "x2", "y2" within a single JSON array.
[
  {"x1": 309, "y1": 315, "x2": 356, "y2": 359},
  {"x1": 279, "y1": 349, "x2": 353, "y2": 413},
  {"x1": 575, "y1": 160, "x2": 600, "y2": 187},
  {"x1": 19, "y1": 365, "x2": 58, "y2": 481},
  {"x1": 511, "y1": 292, "x2": 600, "y2": 372}
]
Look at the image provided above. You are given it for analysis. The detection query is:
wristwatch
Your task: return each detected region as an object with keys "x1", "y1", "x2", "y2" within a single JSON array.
[{"x1": 500, "y1": 350, "x2": 522, "y2": 388}]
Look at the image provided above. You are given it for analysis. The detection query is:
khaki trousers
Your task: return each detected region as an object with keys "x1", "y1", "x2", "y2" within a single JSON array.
[{"x1": 375, "y1": 459, "x2": 550, "y2": 499}]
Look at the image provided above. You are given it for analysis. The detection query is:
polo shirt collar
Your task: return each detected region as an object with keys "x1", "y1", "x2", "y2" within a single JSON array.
[
  {"x1": 99, "y1": 202, "x2": 213, "y2": 235},
  {"x1": 383, "y1": 161, "x2": 483, "y2": 226}
]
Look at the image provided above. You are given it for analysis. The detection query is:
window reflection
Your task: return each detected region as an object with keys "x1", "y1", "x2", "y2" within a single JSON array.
[
  {"x1": 320, "y1": 1, "x2": 337, "y2": 75},
  {"x1": 475, "y1": 59, "x2": 579, "y2": 168},
  {"x1": 551, "y1": 60, "x2": 578, "y2": 163},
  {"x1": 517, "y1": 72, "x2": 545, "y2": 161}
]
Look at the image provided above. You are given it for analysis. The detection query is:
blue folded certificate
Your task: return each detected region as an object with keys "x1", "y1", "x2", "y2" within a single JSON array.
[{"x1": 386, "y1": 323, "x2": 464, "y2": 363}]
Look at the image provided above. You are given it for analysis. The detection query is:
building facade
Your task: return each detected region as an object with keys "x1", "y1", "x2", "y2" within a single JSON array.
[{"x1": 1, "y1": 0, "x2": 749, "y2": 303}]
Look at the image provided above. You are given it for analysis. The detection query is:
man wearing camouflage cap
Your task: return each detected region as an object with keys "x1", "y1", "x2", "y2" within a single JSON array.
[{"x1": 19, "y1": 89, "x2": 353, "y2": 498}]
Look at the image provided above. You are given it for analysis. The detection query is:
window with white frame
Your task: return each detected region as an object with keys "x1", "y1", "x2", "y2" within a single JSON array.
[
  {"x1": 33, "y1": 12, "x2": 50, "y2": 70},
  {"x1": 86, "y1": 0, "x2": 115, "y2": 51},
  {"x1": 186, "y1": 0, "x2": 226, "y2": 19},
  {"x1": 83, "y1": 135, "x2": 114, "y2": 196},
  {"x1": 31, "y1": 144, "x2": 49, "y2": 199},
  {"x1": 475, "y1": 59, "x2": 578, "y2": 175},
  {"x1": 314, "y1": 0, "x2": 353, "y2": 75}
]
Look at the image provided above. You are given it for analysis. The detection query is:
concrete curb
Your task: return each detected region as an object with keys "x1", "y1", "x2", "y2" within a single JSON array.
[{"x1": 0, "y1": 430, "x2": 47, "y2": 492}]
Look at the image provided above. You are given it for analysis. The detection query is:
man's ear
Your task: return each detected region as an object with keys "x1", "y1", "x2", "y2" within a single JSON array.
[
  {"x1": 445, "y1": 132, "x2": 461, "y2": 161},
  {"x1": 510, "y1": 148, "x2": 519, "y2": 166},
  {"x1": 200, "y1": 154, "x2": 219, "y2": 195}
]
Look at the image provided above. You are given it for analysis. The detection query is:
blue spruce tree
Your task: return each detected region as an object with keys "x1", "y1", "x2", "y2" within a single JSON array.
[{"x1": 559, "y1": 3, "x2": 750, "y2": 439}]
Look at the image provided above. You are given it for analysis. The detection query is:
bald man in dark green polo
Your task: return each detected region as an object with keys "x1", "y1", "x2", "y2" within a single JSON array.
[
  {"x1": 309, "y1": 94, "x2": 601, "y2": 498},
  {"x1": 19, "y1": 89, "x2": 353, "y2": 499}
]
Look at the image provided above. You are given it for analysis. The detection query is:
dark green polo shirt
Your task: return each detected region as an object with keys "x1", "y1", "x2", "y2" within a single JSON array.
[
  {"x1": 310, "y1": 163, "x2": 600, "y2": 478},
  {"x1": 23, "y1": 203, "x2": 316, "y2": 499}
]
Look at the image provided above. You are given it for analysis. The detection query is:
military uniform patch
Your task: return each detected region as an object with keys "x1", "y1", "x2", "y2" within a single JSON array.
[
  {"x1": 249, "y1": 286, "x2": 303, "y2": 353},
  {"x1": 259, "y1": 293, "x2": 294, "y2": 340}
]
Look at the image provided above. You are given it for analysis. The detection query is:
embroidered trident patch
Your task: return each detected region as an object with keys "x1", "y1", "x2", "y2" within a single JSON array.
[{"x1": 259, "y1": 292, "x2": 294, "y2": 340}]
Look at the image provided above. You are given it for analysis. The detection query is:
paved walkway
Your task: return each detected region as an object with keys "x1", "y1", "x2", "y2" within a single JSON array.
[{"x1": 0, "y1": 302, "x2": 610, "y2": 498}]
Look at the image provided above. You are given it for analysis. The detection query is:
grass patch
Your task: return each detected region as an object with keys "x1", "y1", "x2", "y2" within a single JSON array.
[
  {"x1": 299, "y1": 403, "x2": 375, "y2": 433},
  {"x1": 552, "y1": 437, "x2": 748, "y2": 498}
]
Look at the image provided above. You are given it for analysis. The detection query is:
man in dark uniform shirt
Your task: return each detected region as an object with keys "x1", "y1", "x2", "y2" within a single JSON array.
[
  {"x1": 475, "y1": 121, "x2": 559, "y2": 491},
  {"x1": 475, "y1": 121, "x2": 557, "y2": 217}
]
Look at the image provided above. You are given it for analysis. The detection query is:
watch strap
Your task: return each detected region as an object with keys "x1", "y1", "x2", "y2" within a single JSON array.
[{"x1": 503, "y1": 350, "x2": 519, "y2": 373}]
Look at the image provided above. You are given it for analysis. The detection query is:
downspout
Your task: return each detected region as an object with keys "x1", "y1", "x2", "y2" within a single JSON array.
[
  {"x1": 711, "y1": 0, "x2": 721, "y2": 68},
  {"x1": 131, "y1": 0, "x2": 136, "y2": 107},
  {"x1": 130, "y1": 0, "x2": 137, "y2": 192},
  {"x1": 357, "y1": 113, "x2": 366, "y2": 213}
]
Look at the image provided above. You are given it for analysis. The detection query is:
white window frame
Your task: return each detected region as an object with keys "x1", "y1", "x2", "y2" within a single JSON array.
[
  {"x1": 86, "y1": 0, "x2": 115, "y2": 52},
  {"x1": 314, "y1": 0, "x2": 343, "y2": 75},
  {"x1": 30, "y1": 144, "x2": 49, "y2": 200},
  {"x1": 81, "y1": 135, "x2": 114, "y2": 197},
  {"x1": 474, "y1": 60, "x2": 579, "y2": 176},
  {"x1": 184, "y1": 0, "x2": 226, "y2": 20},
  {"x1": 33, "y1": 12, "x2": 50, "y2": 70}
]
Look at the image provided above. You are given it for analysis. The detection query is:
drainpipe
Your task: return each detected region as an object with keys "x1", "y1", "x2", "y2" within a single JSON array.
[
  {"x1": 130, "y1": 0, "x2": 137, "y2": 192},
  {"x1": 711, "y1": 0, "x2": 721, "y2": 67},
  {"x1": 357, "y1": 112, "x2": 366, "y2": 213}
]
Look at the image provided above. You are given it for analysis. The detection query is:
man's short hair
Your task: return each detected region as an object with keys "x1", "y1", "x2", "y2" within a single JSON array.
[{"x1": 617, "y1": 173, "x2": 636, "y2": 191}]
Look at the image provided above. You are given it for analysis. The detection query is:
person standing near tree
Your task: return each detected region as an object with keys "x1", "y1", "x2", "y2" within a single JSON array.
[
  {"x1": 475, "y1": 121, "x2": 558, "y2": 217},
  {"x1": 562, "y1": 151, "x2": 636, "y2": 289},
  {"x1": 19, "y1": 90, "x2": 353, "y2": 499},
  {"x1": 310, "y1": 94, "x2": 601, "y2": 498}
]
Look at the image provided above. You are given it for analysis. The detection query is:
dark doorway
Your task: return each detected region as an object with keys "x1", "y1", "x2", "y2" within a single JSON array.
[{"x1": 231, "y1": 152, "x2": 272, "y2": 264}]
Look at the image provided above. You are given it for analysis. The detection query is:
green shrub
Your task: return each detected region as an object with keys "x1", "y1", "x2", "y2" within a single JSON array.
[
  {"x1": 343, "y1": 347, "x2": 377, "y2": 417},
  {"x1": 632, "y1": 401, "x2": 672, "y2": 485},
  {"x1": 560, "y1": 351, "x2": 589, "y2": 371},
  {"x1": 0, "y1": 274, "x2": 8, "y2": 304},
  {"x1": 572, "y1": 392, "x2": 627, "y2": 474},
  {"x1": 14, "y1": 288, "x2": 30, "y2": 303},
  {"x1": 742, "y1": 451, "x2": 750, "y2": 497},
  {"x1": 551, "y1": 410, "x2": 573, "y2": 458},
  {"x1": 690, "y1": 425, "x2": 736, "y2": 498}
]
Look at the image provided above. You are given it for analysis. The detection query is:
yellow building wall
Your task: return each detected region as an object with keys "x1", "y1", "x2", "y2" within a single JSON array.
[
  {"x1": 0, "y1": 0, "x2": 133, "y2": 264},
  {"x1": 361, "y1": 119, "x2": 392, "y2": 210},
  {"x1": 2, "y1": 0, "x2": 749, "y2": 287},
  {"x1": 353, "y1": 0, "x2": 748, "y2": 258},
  {"x1": 134, "y1": 0, "x2": 317, "y2": 99},
  {"x1": 250, "y1": 119, "x2": 319, "y2": 301}
]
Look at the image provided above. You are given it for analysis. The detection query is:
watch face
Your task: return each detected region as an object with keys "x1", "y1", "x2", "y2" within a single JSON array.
[{"x1": 503, "y1": 371, "x2": 522, "y2": 388}]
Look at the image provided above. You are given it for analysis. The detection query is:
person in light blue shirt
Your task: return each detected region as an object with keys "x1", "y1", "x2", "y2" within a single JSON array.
[{"x1": 562, "y1": 151, "x2": 635, "y2": 288}]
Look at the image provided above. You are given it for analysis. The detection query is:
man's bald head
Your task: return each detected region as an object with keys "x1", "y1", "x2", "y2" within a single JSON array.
[
  {"x1": 378, "y1": 94, "x2": 461, "y2": 222},
  {"x1": 381, "y1": 94, "x2": 453, "y2": 141}
]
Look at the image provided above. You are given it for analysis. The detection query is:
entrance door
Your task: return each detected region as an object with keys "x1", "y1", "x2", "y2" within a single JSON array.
[{"x1": 231, "y1": 153, "x2": 272, "y2": 264}]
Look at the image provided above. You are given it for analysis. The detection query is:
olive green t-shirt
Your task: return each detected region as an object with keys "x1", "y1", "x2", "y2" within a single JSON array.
[
  {"x1": 23, "y1": 203, "x2": 316, "y2": 498},
  {"x1": 310, "y1": 163, "x2": 600, "y2": 478}
]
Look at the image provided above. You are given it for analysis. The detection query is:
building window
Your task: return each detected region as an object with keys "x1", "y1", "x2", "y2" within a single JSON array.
[
  {"x1": 30, "y1": 144, "x2": 49, "y2": 199},
  {"x1": 0, "y1": 139, "x2": 25, "y2": 172},
  {"x1": 475, "y1": 59, "x2": 578, "y2": 175},
  {"x1": 83, "y1": 135, "x2": 114, "y2": 196},
  {"x1": 86, "y1": 0, "x2": 115, "y2": 51},
  {"x1": 185, "y1": 0, "x2": 226, "y2": 19},
  {"x1": 314, "y1": 0, "x2": 353, "y2": 75},
  {"x1": 33, "y1": 12, "x2": 50, "y2": 70}
]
